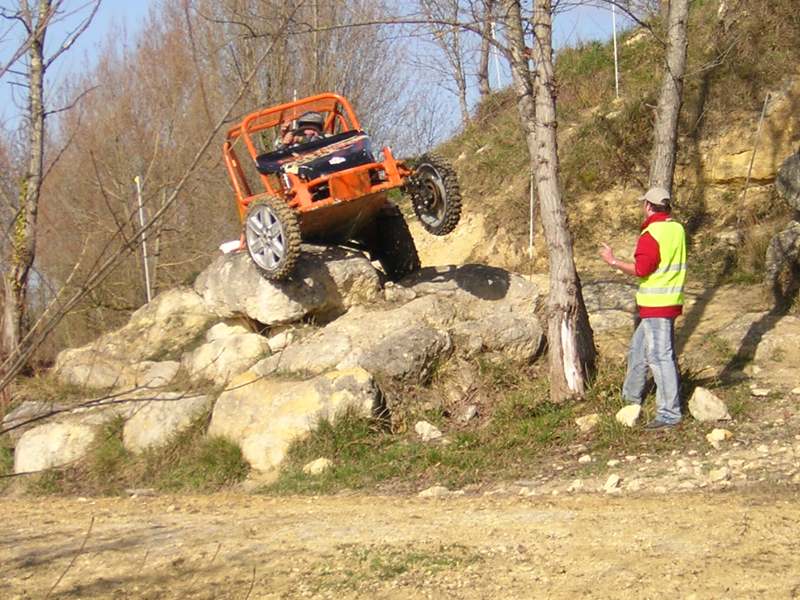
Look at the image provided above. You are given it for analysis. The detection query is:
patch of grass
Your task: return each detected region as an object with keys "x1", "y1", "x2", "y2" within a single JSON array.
[
  {"x1": 25, "y1": 409, "x2": 249, "y2": 496},
  {"x1": 304, "y1": 543, "x2": 482, "y2": 593}
]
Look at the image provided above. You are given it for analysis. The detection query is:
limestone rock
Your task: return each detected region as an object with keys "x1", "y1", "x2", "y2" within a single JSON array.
[
  {"x1": 14, "y1": 421, "x2": 97, "y2": 473},
  {"x1": 253, "y1": 297, "x2": 456, "y2": 383},
  {"x1": 706, "y1": 428, "x2": 733, "y2": 449},
  {"x1": 461, "y1": 405, "x2": 479, "y2": 423},
  {"x1": 53, "y1": 356, "x2": 181, "y2": 391},
  {"x1": 689, "y1": 387, "x2": 731, "y2": 422},
  {"x1": 615, "y1": 404, "x2": 641, "y2": 427},
  {"x1": 750, "y1": 387, "x2": 770, "y2": 397},
  {"x1": 2, "y1": 400, "x2": 67, "y2": 444},
  {"x1": 302, "y1": 457, "x2": 333, "y2": 475},
  {"x1": 776, "y1": 151, "x2": 800, "y2": 211},
  {"x1": 54, "y1": 288, "x2": 215, "y2": 373},
  {"x1": 575, "y1": 413, "x2": 600, "y2": 433},
  {"x1": 708, "y1": 466, "x2": 731, "y2": 482},
  {"x1": 194, "y1": 247, "x2": 381, "y2": 326},
  {"x1": 415, "y1": 421, "x2": 443, "y2": 442},
  {"x1": 182, "y1": 328, "x2": 269, "y2": 386},
  {"x1": 208, "y1": 368, "x2": 382, "y2": 471},
  {"x1": 578, "y1": 454, "x2": 592, "y2": 464},
  {"x1": 122, "y1": 393, "x2": 213, "y2": 453},
  {"x1": 418, "y1": 485, "x2": 452, "y2": 498}
]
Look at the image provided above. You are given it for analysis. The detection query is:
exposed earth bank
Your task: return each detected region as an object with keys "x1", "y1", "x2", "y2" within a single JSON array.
[{"x1": 2, "y1": 487, "x2": 799, "y2": 599}]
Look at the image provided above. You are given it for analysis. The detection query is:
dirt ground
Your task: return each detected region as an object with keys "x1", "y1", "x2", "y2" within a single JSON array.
[{"x1": 3, "y1": 488, "x2": 800, "y2": 599}]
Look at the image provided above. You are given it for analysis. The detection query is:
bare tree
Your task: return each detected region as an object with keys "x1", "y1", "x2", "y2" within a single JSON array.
[
  {"x1": 0, "y1": 0, "x2": 100, "y2": 361},
  {"x1": 502, "y1": 0, "x2": 596, "y2": 402},
  {"x1": 419, "y1": 0, "x2": 472, "y2": 129},
  {"x1": 648, "y1": 0, "x2": 689, "y2": 191},
  {"x1": 477, "y1": 0, "x2": 495, "y2": 100}
]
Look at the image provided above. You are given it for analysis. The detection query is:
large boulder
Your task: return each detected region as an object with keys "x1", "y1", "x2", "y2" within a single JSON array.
[
  {"x1": 14, "y1": 421, "x2": 98, "y2": 473},
  {"x1": 254, "y1": 297, "x2": 455, "y2": 383},
  {"x1": 2, "y1": 400, "x2": 67, "y2": 445},
  {"x1": 776, "y1": 151, "x2": 800, "y2": 211},
  {"x1": 181, "y1": 323, "x2": 270, "y2": 385},
  {"x1": 53, "y1": 287, "x2": 215, "y2": 388},
  {"x1": 122, "y1": 392, "x2": 213, "y2": 453},
  {"x1": 255, "y1": 265, "x2": 545, "y2": 381},
  {"x1": 193, "y1": 246, "x2": 382, "y2": 326},
  {"x1": 54, "y1": 358, "x2": 180, "y2": 391},
  {"x1": 208, "y1": 368, "x2": 383, "y2": 471}
]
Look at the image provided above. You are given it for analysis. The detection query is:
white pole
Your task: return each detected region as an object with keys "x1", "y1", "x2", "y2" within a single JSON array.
[
  {"x1": 134, "y1": 175, "x2": 152, "y2": 303},
  {"x1": 490, "y1": 21, "x2": 502, "y2": 89},
  {"x1": 529, "y1": 170, "x2": 534, "y2": 258},
  {"x1": 612, "y1": 4, "x2": 620, "y2": 99}
]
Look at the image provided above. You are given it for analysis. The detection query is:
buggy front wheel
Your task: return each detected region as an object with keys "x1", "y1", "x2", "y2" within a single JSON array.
[{"x1": 244, "y1": 196, "x2": 301, "y2": 281}]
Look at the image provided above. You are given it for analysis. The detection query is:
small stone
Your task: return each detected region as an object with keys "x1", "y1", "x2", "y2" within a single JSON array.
[
  {"x1": 567, "y1": 479, "x2": 583, "y2": 493},
  {"x1": 302, "y1": 457, "x2": 333, "y2": 476},
  {"x1": 706, "y1": 428, "x2": 733, "y2": 449},
  {"x1": 603, "y1": 474, "x2": 621, "y2": 493},
  {"x1": 418, "y1": 485, "x2": 451, "y2": 498},
  {"x1": 752, "y1": 365, "x2": 762, "y2": 375},
  {"x1": 626, "y1": 479, "x2": 643, "y2": 492},
  {"x1": 607, "y1": 459, "x2": 620, "y2": 467},
  {"x1": 625, "y1": 455, "x2": 638, "y2": 462},
  {"x1": 688, "y1": 450, "x2": 698, "y2": 456},
  {"x1": 757, "y1": 444, "x2": 769, "y2": 454},
  {"x1": 125, "y1": 488, "x2": 157, "y2": 497},
  {"x1": 689, "y1": 387, "x2": 731, "y2": 422},
  {"x1": 750, "y1": 388, "x2": 770, "y2": 397},
  {"x1": 461, "y1": 405, "x2": 479, "y2": 423},
  {"x1": 615, "y1": 404, "x2": 641, "y2": 427},
  {"x1": 578, "y1": 454, "x2": 592, "y2": 464},
  {"x1": 678, "y1": 481, "x2": 696, "y2": 490},
  {"x1": 166, "y1": 504, "x2": 177, "y2": 512},
  {"x1": 709, "y1": 467, "x2": 731, "y2": 482},
  {"x1": 575, "y1": 413, "x2": 600, "y2": 433},
  {"x1": 791, "y1": 387, "x2": 800, "y2": 396},
  {"x1": 415, "y1": 421, "x2": 443, "y2": 442}
]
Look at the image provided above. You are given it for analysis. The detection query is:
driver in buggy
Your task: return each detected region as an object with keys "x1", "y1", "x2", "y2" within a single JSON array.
[{"x1": 278, "y1": 111, "x2": 326, "y2": 148}]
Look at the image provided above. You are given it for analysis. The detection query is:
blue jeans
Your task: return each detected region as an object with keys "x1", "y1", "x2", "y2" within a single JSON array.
[{"x1": 622, "y1": 317, "x2": 681, "y2": 424}]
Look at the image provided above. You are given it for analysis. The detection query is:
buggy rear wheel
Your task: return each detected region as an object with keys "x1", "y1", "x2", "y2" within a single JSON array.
[
  {"x1": 409, "y1": 153, "x2": 461, "y2": 236},
  {"x1": 362, "y1": 203, "x2": 420, "y2": 282},
  {"x1": 244, "y1": 196, "x2": 301, "y2": 281}
]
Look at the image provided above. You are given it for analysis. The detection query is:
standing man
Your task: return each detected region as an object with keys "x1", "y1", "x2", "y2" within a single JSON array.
[{"x1": 599, "y1": 187, "x2": 687, "y2": 429}]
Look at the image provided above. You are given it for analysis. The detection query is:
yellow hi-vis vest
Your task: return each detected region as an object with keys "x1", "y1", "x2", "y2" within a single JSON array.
[{"x1": 635, "y1": 219, "x2": 687, "y2": 307}]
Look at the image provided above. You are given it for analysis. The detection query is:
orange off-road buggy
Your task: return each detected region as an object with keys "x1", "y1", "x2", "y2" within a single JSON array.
[{"x1": 223, "y1": 93, "x2": 461, "y2": 280}]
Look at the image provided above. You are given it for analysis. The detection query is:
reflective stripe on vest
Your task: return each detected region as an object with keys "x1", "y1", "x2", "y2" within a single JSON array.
[{"x1": 636, "y1": 219, "x2": 687, "y2": 307}]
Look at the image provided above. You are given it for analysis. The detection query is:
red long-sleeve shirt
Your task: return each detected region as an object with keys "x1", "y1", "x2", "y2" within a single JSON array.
[{"x1": 634, "y1": 213, "x2": 683, "y2": 319}]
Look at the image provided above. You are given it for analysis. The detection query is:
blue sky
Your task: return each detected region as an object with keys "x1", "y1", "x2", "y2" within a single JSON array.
[{"x1": 0, "y1": 1, "x2": 631, "y2": 131}]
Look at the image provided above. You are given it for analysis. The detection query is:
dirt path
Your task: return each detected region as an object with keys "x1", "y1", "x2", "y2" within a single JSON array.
[{"x1": 3, "y1": 489, "x2": 800, "y2": 599}]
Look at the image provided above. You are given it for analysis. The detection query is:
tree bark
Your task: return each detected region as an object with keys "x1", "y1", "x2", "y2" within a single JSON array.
[
  {"x1": 649, "y1": 0, "x2": 689, "y2": 191},
  {"x1": 477, "y1": 0, "x2": 495, "y2": 100},
  {"x1": 502, "y1": 0, "x2": 596, "y2": 402},
  {"x1": 2, "y1": 0, "x2": 48, "y2": 359}
]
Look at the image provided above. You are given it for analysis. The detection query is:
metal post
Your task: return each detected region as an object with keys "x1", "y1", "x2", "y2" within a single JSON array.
[
  {"x1": 134, "y1": 176, "x2": 152, "y2": 303},
  {"x1": 529, "y1": 170, "x2": 535, "y2": 258},
  {"x1": 491, "y1": 21, "x2": 502, "y2": 89},
  {"x1": 612, "y1": 4, "x2": 620, "y2": 99}
]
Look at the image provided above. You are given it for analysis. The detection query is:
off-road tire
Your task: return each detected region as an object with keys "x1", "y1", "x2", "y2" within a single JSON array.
[
  {"x1": 244, "y1": 196, "x2": 301, "y2": 281},
  {"x1": 365, "y1": 204, "x2": 421, "y2": 282},
  {"x1": 409, "y1": 152, "x2": 461, "y2": 236}
]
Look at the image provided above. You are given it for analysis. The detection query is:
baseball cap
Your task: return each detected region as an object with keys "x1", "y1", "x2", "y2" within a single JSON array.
[{"x1": 639, "y1": 187, "x2": 671, "y2": 206}]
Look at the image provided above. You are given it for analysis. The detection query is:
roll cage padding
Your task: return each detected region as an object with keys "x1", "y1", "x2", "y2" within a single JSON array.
[{"x1": 255, "y1": 130, "x2": 365, "y2": 175}]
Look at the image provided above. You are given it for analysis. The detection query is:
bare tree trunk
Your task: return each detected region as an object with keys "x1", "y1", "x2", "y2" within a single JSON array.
[
  {"x1": 649, "y1": 0, "x2": 689, "y2": 191},
  {"x1": 503, "y1": 0, "x2": 596, "y2": 402},
  {"x1": 477, "y1": 0, "x2": 495, "y2": 100},
  {"x1": 2, "y1": 0, "x2": 48, "y2": 359}
]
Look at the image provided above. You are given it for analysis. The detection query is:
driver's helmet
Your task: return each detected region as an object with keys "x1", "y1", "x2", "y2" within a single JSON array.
[{"x1": 297, "y1": 111, "x2": 324, "y2": 131}]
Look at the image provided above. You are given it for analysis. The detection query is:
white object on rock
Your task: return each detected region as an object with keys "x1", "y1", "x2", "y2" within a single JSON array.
[
  {"x1": 615, "y1": 404, "x2": 641, "y2": 427},
  {"x1": 706, "y1": 428, "x2": 733, "y2": 449},
  {"x1": 575, "y1": 413, "x2": 600, "y2": 433},
  {"x1": 603, "y1": 474, "x2": 622, "y2": 494},
  {"x1": 415, "y1": 420, "x2": 443, "y2": 442},
  {"x1": 689, "y1": 387, "x2": 731, "y2": 422},
  {"x1": 219, "y1": 240, "x2": 241, "y2": 254},
  {"x1": 303, "y1": 457, "x2": 333, "y2": 475}
]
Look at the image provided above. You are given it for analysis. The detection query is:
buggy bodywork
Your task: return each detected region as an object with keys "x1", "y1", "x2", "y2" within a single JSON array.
[{"x1": 223, "y1": 93, "x2": 461, "y2": 280}]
